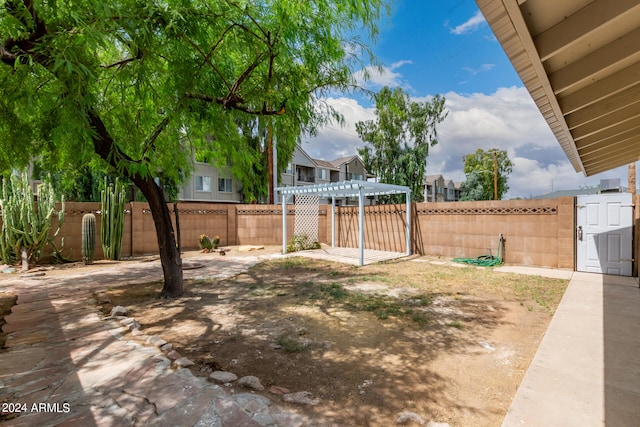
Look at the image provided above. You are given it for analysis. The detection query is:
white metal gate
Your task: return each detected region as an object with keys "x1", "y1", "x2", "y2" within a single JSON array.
[{"x1": 576, "y1": 194, "x2": 633, "y2": 276}]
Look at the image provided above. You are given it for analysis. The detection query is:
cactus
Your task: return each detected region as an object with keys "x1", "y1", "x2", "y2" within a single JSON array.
[
  {"x1": 82, "y1": 213, "x2": 96, "y2": 265},
  {"x1": 199, "y1": 234, "x2": 213, "y2": 252},
  {"x1": 0, "y1": 171, "x2": 64, "y2": 266},
  {"x1": 100, "y1": 177, "x2": 126, "y2": 260}
]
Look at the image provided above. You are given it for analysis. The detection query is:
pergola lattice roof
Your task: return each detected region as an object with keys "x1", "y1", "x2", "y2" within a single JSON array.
[{"x1": 276, "y1": 180, "x2": 411, "y2": 198}]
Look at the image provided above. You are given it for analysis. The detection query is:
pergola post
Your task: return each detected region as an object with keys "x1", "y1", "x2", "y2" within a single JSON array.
[
  {"x1": 405, "y1": 190, "x2": 411, "y2": 256},
  {"x1": 331, "y1": 195, "x2": 336, "y2": 248},
  {"x1": 281, "y1": 194, "x2": 288, "y2": 254},
  {"x1": 358, "y1": 185, "x2": 365, "y2": 266}
]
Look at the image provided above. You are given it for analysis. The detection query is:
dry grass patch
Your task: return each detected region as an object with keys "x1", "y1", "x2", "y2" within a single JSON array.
[{"x1": 98, "y1": 256, "x2": 568, "y2": 427}]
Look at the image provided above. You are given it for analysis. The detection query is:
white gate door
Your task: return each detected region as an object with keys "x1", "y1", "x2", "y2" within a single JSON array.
[{"x1": 576, "y1": 194, "x2": 633, "y2": 276}]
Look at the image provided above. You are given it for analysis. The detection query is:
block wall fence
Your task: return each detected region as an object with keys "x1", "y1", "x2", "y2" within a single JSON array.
[{"x1": 6, "y1": 195, "x2": 639, "y2": 271}]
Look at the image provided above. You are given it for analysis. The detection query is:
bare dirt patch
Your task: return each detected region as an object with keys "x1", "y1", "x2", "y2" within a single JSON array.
[{"x1": 96, "y1": 255, "x2": 568, "y2": 427}]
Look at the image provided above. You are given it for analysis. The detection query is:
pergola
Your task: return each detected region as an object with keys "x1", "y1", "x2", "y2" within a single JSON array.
[{"x1": 276, "y1": 180, "x2": 411, "y2": 266}]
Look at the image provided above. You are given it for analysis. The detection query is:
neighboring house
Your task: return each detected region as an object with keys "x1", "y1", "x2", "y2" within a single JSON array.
[
  {"x1": 423, "y1": 175, "x2": 461, "y2": 202},
  {"x1": 178, "y1": 144, "x2": 375, "y2": 205},
  {"x1": 179, "y1": 160, "x2": 242, "y2": 203}
]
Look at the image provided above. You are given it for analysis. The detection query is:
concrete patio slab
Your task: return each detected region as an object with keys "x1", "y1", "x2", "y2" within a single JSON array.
[{"x1": 501, "y1": 272, "x2": 640, "y2": 426}]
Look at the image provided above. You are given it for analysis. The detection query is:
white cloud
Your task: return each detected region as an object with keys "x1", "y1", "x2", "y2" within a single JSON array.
[
  {"x1": 305, "y1": 87, "x2": 630, "y2": 199},
  {"x1": 449, "y1": 11, "x2": 486, "y2": 35},
  {"x1": 462, "y1": 63, "x2": 495, "y2": 75},
  {"x1": 353, "y1": 60, "x2": 413, "y2": 90}
]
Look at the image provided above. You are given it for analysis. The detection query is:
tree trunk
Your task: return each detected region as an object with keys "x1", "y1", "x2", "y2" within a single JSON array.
[
  {"x1": 88, "y1": 111, "x2": 183, "y2": 298},
  {"x1": 134, "y1": 176, "x2": 183, "y2": 298},
  {"x1": 628, "y1": 162, "x2": 636, "y2": 194}
]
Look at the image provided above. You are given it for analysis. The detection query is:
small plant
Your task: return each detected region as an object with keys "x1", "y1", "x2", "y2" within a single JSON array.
[
  {"x1": 199, "y1": 234, "x2": 220, "y2": 252},
  {"x1": 286, "y1": 233, "x2": 320, "y2": 253},
  {"x1": 320, "y1": 282, "x2": 347, "y2": 299},
  {"x1": 446, "y1": 320, "x2": 464, "y2": 329},
  {"x1": 277, "y1": 335, "x2": 310, "y2": 352}
]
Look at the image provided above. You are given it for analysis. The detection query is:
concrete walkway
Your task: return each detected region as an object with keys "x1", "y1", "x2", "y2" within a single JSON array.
[
  {"x1": 0, "y1": 254, "x2": 311, "y2": 426},
  {"x1": 501, "y1": 271, "x2": 640, "y2": 426}
]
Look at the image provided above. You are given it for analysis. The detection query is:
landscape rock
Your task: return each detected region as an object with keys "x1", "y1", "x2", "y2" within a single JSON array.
[
  {"x1": 396, "y1": 411, "x2": 425, "y2": 425},
  {"x1": 210, "y1": 371, "x2": 238, "y2": 384},
  {"x1": 20, "y1": 272, "x2": 45, "y2": 278},
  {"x1": 174, "y1": 357, "x2": 195, "y2": 368},
  {"x1": 119, "y1": 317, "x2": 141, "y2": 330},
  {"x1": 268, "y1": 386, "x2": 291, "y2": 396},
  {"x1": 427, "y1": 422, "x2": 451, "y2": 427},
  {"x1": 167, "y1": 350, "x2": 182, "y2": 360},
  {"x1": 146, "y1": 335, "x2": 167, "y2": 347},
  {"x1": 110, "y1": 306, "x2": 127, "y2": 316},
  {"x1": 160, "y1": 343, "x2": 173, "y2": 353},
  {"x1": 282, "y1": 391, "x2": 320, "y2": 406},
  {"x1": 238, "y1": 375, "x2": 265, "y2": 391}
]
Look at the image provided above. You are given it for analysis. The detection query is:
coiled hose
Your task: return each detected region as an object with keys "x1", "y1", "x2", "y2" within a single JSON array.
[{"x1": 453, "y1": 234, "x2": 505, "y2": 267}]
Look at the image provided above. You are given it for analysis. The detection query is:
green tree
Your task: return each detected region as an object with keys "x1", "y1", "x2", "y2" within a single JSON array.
[
  {"x1": 356, "y1": 86, "x2": 447, "y2": 202},
  {"x1": 461, "y1": 148, "x2": 513, "y2": 200},
  {"x1": 0, "y1": 0, "x2": 387, "y2": 297},
  {"x1": 459, "y1": 170, "x2": 485, "y2": 201}
]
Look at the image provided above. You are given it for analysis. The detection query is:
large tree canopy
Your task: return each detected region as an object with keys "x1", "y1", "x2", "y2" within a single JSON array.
[
  {"x1": 0, "y1": 0, "x2": 387, "y2": 297},
  {"x1": 356, "y1": 86, "x2": 447, "y2": 202},
  {"x1": 460, "y1": 148, "x2": 513, "y2": 200}
]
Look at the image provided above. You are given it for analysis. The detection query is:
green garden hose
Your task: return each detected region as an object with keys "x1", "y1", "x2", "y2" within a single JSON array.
[{"x1": 453, "y1": 234, "x2": 505, "y2": 267}]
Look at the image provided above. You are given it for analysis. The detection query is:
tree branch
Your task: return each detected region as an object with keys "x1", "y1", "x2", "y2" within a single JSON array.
[{"x1": 185, "y1": 92, "x2": 285, "y2": 116}]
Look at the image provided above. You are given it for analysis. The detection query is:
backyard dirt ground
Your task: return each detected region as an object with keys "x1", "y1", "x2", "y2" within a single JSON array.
[{"x1": 87, "y1": 250, "x2": 569, "y2": 427}]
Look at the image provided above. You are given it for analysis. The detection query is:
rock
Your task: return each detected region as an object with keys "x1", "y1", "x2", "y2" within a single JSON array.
[
  {"x1": 238, "y1": 375, "x2": 265, "y2": 391},
  {"x1": 2, "y1": 267, "x2": 16, "y2": 274},
  {"x1": 268, "y1": 386, "x2": 291, "y2": 396},
  {"x1": 20, "y1": 272, "x2": 45, "y2": 278},
  {"x1": 396, "y1": 411, "x2": 425, "y2": 425},
  {"x1": 146, "y1": 335, "x2": 167, "y2": 348},
  {"x1": 119, "y1": 317, "x2": 140, "y2": 330},
  {"x1": 110, "y1": 306, "x2": 127, "y2": 316},
  {"x1": 167, "y1": 350, "x2": 182, "y2": 360},
  {"x1": 427, "y1": 422, "x2": 451, "y2": 427},
  {"x1": 282, "y1": 391, "x2": 320, "y2": 406},
  {"x1": 210, "y1": 371, "x2": 238, "y2": 384},
  {"x1": 131, "y1": 328, "x2": 145, "y2": 337},
  {"x1": 479, "y1": 341, "x2": 495, "y2": 351},
  {"x1": 174, "y1": 357, "x2": 195, "y2": 368},
  {"x1": 160, "y1": 343, "x2": 173, "y2": 353}
]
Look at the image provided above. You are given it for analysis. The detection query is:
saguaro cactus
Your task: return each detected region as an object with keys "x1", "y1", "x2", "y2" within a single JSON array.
[
  {"x1": 100, "y1": 177, "x2": 126, "y2": 260},
  {"x1": 82, "y1": 213, "x2": 96, "y2": 265}
]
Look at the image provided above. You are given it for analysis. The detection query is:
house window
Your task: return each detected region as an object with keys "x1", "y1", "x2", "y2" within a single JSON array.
[
  {"x1": 284, "y1": 163, "x2": 293, "y2": 174},
  {"x1": 317, "y1": 168, "x2": 327, "y2": 180},
  {"x1": 195, "y1": 176, "x2": 211, "y2": 192},
  {"x1": 218, "y1": 178, "x2": 233, "y2": 193}
]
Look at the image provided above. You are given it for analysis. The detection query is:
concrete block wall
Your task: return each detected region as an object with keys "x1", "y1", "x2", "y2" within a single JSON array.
[
  {"x1": 3, "y1": 198, "x2": 578, "y2": 270},
  {"x1": 413, "y1": 198, "x2": 574, "y2": 269}
]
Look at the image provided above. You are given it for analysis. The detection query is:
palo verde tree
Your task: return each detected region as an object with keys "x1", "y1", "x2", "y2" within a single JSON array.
[
  {"x1": 461, "y1": 148, "x2": 513, "y2": 200},
  {"x1": 0, "y1": 0, "x2": 387, "y2": 298},
  {"x1": 356, "y1": 86, "x2": 447, "y2": 202}
]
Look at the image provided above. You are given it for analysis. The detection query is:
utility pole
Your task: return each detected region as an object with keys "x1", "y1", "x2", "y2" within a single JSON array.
[{"x1": 493, "y1": 151, "x2": 498, "y2": 200}]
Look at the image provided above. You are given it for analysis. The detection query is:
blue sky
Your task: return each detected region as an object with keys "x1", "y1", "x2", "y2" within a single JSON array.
[{"x1": 304, "y1": 1, "x2": 629, "y2": 199}]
